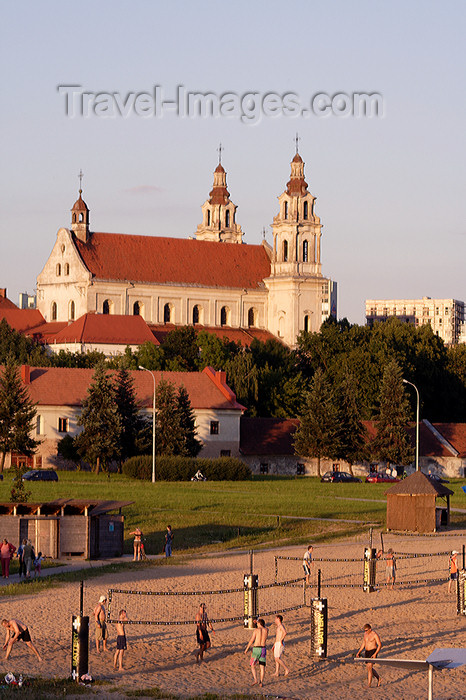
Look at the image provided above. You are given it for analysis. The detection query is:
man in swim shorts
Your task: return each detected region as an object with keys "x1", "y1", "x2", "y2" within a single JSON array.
[
  {"x1": 195, "y1": 603, "x2": 215, "y2": 663},
  {"x1": 113, "y1": 609, "x2": 128, "y2": 671},
  {"x1": 302, "y1": 545, "x2": 313, "y2": 585},
  {"x1": 448, "y1": 551, "x2": 459, "y2": 593},
  {"x1": 2, "y1": 619, "x2": 41, "y2": 661},
  {"x1": 272, "y1": 614, "x2": 289, "y2": 677},
  {"x1": 386, "y1": 548, "x2": 396, "y2": 589},
  {"x1": 355, "y1": 623, "x2": 382, "y2": 687},
  {"x1": 94, "y1": 595, "x2": 108, "y2": 653},
  {"x1": 244, "y1": 618, "x2": 268, "y2": 687}
]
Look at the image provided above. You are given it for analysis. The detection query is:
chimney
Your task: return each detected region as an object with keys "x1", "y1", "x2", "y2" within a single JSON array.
[
  {"x1": 0, "y1": 288, "x2": 6, "y2": 298},
  {"x1": 21, "y1": 365, "x2": 31, "y2": 385}
]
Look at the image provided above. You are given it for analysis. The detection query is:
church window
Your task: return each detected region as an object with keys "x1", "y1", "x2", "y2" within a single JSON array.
[
  {"x1": 163, "y1": 303, "x2": 172, "y2": 323},
  {"x1": 69, "y1": 300, "x2": 75, "y2": 321},
  {"x1": 207, "y1": 210, "x2": 211, "y2": 226},
  {"x1": 284, "y1": 201, "x2": 288, "y2": 219},
  {"x1": 303, "y1": 201, "x2": 308, "y2": 219},
  {"x1": 103, "y1": 300, "x2": 110, "y2": 315},
  {"x1": 133, "y1": 301, "x2": 141, "y2": 316},
  {"x1": 304, "y1": 315, "x2": 309, "y2": 332},
  {"x1": 248, "y1": 307, "x2": 256, "y2": 327},
  {"x1": 56, "y1": 263, "x2": 61, "y2": 276},
  {"x1": 79, "y1": 213, "x2": 84, "y2": 223},
  {"x1": 72, "y1": 213, "x2": 77, "y2": 223},
  {"x1": 193, "y1": 305, "x2": 201, "y2": 325},
  {"x1": 303, "y1": 240, "x2": 308, "y2": 262},
  {"x1": 220, "y1": 306, "x2": 229, "y2": 326},
  {"x1": 225, "y1": 210, "x2": 230, "y2": 227},
  {"x1": 64, "y1": 263, "x2": 70, "y2": 275},
  {"x1": 51, "y1": 302, "x2": 57, "y2": 321},
  {"x1": 283, "y1": 240, "x2": 288, "y2": 262}
]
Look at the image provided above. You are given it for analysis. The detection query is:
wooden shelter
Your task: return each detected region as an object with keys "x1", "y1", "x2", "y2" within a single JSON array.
[
  {"x1": 386, "y1": 472, "x2": 453, "y2": 533},
  {"x1": 0, "y1": 499, "x2": 133, "y2": 559}
]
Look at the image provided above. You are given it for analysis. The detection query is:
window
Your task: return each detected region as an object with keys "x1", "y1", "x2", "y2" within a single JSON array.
[
  {"x1": 207, "y1": 209, "x2": 211, "y2": 226},
  {"x1": 56, "y1": 263, "x2": 61, "y2": 276},
  {"x1": 225, "y1": 209, "x2": 230, "y2": 227},
  {"x1": 64, "y1": 263, "x2": 70, "y2": 276},
  {"x1": 103, "y1": 300, "x2": 110, "y2": 314},
  {"x1": 303, "y1": 201, "x2": 308, "y2": 219},
  {"x1": 36, "y1": 415, "x2": 43, "y2": 435},
  {"x1": 304, "y1": 314, "x2": 309, "y2": 332},
  {"x1": 283, "y1": 240, "x2": 288, "y2": 261},
  {"x1": 220, "y1": 306, "x2": 229, "y2": 326},
  {"x1": 220, "y1": 450, "x2": 231, "y2": 457},
  {"x1": 58, "y1": 417, "x2": 69, "y2": 433},
  {"x1": 69, "y1": 300, "x2": 75, "y2": 321},
  {"x1": 284, "y1": 202, "x2": 288, "y2": 219},
  {"x1": 302, "y1": 240, "x2": 308, "y2": 262},
  {"x1": 79, "y1": 212, "x2": 84, "y2": 223},
  {"x1": 260, "y1": 463, "x2": 269, "y2": 474},
  {"x1": 163, "y1": 303, "x2": 172, "y2": 323},
  {"x1": 133, "y1": 301, "x2": 141, "y2": 316},
  {"x1": 210, "y1": 420, "x2": 219, "y2": 435},
  {"x1": 51, "y1": 302, "x2": 57, "y2": 321},
  {"x1": 248, "y1": 307, "x2": 256, "y2": 327},
  {"x1": 193, "y1": 304, "x2": 201, "y2": 324},
  {"x1": 297, "y1": 463, "x2": 305, "y2": 475}
]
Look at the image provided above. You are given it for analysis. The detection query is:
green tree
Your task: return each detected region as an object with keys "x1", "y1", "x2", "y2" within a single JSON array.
[
  {"x1": 335, "y1": 368, "x2": 366, "y2": 472},
  {"x1": 371, "y1": 360, "x2": 413, "y2": 466},
  {"x1": 293, "y1": 368, "x2": 341, "y2": 476},
  {"x1": 10, "y1": 464, "x2": 32, "y2": 503},
  {"x1": 162, "y1": 327, "x2": 199, "y2": 371},
  {"x1": 136, "y1": 342, "x2": 165, "y2": 371},
  {"x1": 155, "y1": 379, "x2": 186, "y2": 456},
  {"x1": 0, "y1": 319, "x2": 49, "y2": 367},
  {"x1": 114, "y1": 367, "x2": 141, "y2": 465},
  {"x1": 177, "y1": 385, "x2": 202, "y2": 457},
  {"x1": 225, "y1": 350, "x2": 259, "y2": 413},
  {"x1": 75, "y1": 362, "x2": 121, "y2": 473},
  {"x1": 197, "y1": 331, "x2": 240, "y2": 370},
  {"x1": 0, "y1": 361, "x2": 40, "y2": 473},
  {"x1": 57, "y1": 434, "x2": 79, "y2": 462}
]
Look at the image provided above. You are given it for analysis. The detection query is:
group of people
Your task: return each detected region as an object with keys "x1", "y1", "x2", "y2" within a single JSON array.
[
  {"x1": 93, "y1": 595, "x2": 128, "y2": 671},
  {"x1": 0, "y1": 538, "x2": 44, "y2": 579},
  {"x1": 130, "y1": 525, "x2": 174, "y2": 561}
]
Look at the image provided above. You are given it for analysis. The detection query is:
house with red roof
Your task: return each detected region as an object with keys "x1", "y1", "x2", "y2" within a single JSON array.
[
  {"x1": 36, "y1": 151, "x2": 337, "y2": 348},
  {"x1": 2, "y1": 365, "x2": 245, "y2": 470}
]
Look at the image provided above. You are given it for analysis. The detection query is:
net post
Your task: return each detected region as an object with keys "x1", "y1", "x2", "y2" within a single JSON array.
[
  {"x1": 71, "y1": 580, "x2": 89, "y2": 683},
  {"x1": 317, "y1": 568, "x2": 321, "y2": 599},
  {"x1": 243, "y1": 573, "x2": 258, "y2": 629},
  {"x1": 363, "y1": 547, "x2": 376, "y2": 592},
  {"x1": 310, "y1": 594, "x2": 327, "y2": 659},
  {"x1": 274, "y1": 556, "x2": 278, "y2": 583},
  {"x1": 457, "y1": 570, "x2": 466, "y2": 616}
]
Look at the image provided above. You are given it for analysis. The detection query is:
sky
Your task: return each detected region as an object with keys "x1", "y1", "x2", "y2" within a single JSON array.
[{"x1": 1, "y1": 1, "x2": 465, "y2": 323}]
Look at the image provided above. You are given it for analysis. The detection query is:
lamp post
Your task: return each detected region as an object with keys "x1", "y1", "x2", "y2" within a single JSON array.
[
  {"x1": 139, "y1": 366, "x2": 156, "y2": 483},
  {"x1": 402, "y1": 379, "x2": 420, "y2": 472}
]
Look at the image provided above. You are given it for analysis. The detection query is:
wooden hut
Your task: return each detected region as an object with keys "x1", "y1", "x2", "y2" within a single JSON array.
[
  {"x1": 386, "y1": 472, "x2": 453, "y2": 533},
  {"x1": 0, "y1": 499, "x2": 133, "y2": 559}
]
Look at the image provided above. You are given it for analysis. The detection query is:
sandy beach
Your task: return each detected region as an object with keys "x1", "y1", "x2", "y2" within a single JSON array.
[{"x1": 1, "y1": 530, "x2": 465, "y2": 699}]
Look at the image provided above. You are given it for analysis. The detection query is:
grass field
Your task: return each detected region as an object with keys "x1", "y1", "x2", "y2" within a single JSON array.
[{"x1": 0, "y1": 473, "x2": 464, "y2": 557}]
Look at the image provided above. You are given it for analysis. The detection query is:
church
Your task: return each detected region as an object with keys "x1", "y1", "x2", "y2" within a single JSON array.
[{"x1": 36, "y1": 150, "x2": 337, "y2": 348}]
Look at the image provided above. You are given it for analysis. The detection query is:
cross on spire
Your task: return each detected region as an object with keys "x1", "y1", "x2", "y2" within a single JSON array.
[
  {"x1": 217, "y1": 143, "x2": 223, "y2": 164},
  {"x1": 295, "y1": 133, "x2": 301, "y2": 154},
  {"x1": 78, "y1": 169, "x2": 84, "y2": 194}
]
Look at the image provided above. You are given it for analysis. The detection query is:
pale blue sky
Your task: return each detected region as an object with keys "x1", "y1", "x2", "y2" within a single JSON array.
[{"x1": 1, "y1": 1, "x2": 465, "y2": 322}]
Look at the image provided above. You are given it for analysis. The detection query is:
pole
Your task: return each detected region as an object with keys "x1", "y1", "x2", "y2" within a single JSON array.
[
  {"x1": 402, "y1": 379, "x2": 420, "y2": 471},
  {"x1": 370, "y1": 527, "x2": 373, "y2": 549},
  {"x1": 250, "y1": 549, "x2": 253, "y2": 576},
  {"x1": 139, "y1": 366, "x2": 156, "y2": 483},
  {"x1": 317, "y1": 568, "x2": 321, "y2": 599},
  {"x1": 463, "y1": 544, "x2": 465, "y2": 571},
  {"x1": 79, "y1": 580, "x2": 83, "y2": 616},
  {"x1": 428, "y1": 664, "x2": 433, "y2": 700}
]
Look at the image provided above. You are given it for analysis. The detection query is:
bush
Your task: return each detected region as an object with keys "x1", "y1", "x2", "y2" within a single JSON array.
[{"x1": 122, "y1": 455, "x2": 251, "y2": 481}]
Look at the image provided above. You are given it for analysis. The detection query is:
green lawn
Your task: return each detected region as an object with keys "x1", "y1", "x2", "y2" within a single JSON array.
[{"x1": 0, "y1": 473, "x2": 464, "y2": 556}]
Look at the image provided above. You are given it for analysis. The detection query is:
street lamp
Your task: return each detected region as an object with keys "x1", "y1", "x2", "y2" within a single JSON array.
[
  {"x1": 139, "y1": 365, "x2": 156, "y2": 483},
  {"x1": 402, "y1": 379, "x2": 420, "y2": 472}
]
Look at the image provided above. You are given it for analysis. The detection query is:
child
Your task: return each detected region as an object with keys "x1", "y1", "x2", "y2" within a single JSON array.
[
  {"x1": 113, "y1": 609, "x2": 128, "y2": 671},
  {"x1": 33, "y1": 551, "x2": 44, "y2": 577}
]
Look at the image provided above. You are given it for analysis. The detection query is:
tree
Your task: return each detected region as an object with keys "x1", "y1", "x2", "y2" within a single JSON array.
[
  {"x1": 335, "y1": 368, "x2": 366, "y2": 472},
  {"x1": 155, "y1": 379, "x2": 186, "y2": 456},
  {"x1": 75, "y1": 363, "x2": 121, "y2": 473},
  {"x1": 293, "y1": 368, "x2": 341, "y2": 476},
  {"x1": 225, "y1": 350, "x2": 259, "y2": 413},
  {"x1": 10, "y1": 464, "x2": 31, "y2": 503},
  {"x1": 162, "y1": 327, "x2": 199, "y2": 371},
  {"x1": 371, "y1": 360, "x2": 413, "y2": 466},
  {"x1": 0, "y1": 319, "x2": 49, "y2": 367},
  {"x1": 0, "y1": 361, "x2": 40, "y2": 473},
  {"x1": 177, "y1": 385, "x2": 202, "y2": 456},
  {"x1": 114, "y1": 367, "x2": 141, "y2": 465}
]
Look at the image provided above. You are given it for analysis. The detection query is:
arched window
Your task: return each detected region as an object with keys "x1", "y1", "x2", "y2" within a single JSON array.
[
  {"x1": 79, "y1": 213, "x2": 84, "y2": 222},
  {"x1": 220, "y1": 306, "x2": 229, "y2": 326},
  {"x1": 103, "y1": 300, "x2": 110, "y2": 315},
  {"x1": 283, "y1": 240, "x2": 288, "y2": 262},
  {"x1": 133, "y1": 301, "x2": 141, "y2": 316},
  {"x1": 51, "y1": 302, "x2": 57, "y2": 321},
  {"x1": 64, "y1": 263, "x2": 70, "y2": 275},
  {"x1": 192, "y1": 305, "x2": 201, "y2": 325},
  {"x1": 304, "y1": 314, "x2": 309, "y2": 332},
  {"x1": 207, "y1": 209, "x2": 211, "y2": 226},
  {"x1": 69, "y1": 300, "x2": 75, "y2": 321},
  {"x1": 303, "y1": 201, "x2": 308, "y2": 219},
  {"x1": 248, "y1": 307, "x2": 256, "y2": 327},
  {"x1": 56, "y1": 263, "x2": 61, "y2": 276},
  {"x1": 163, "y1": 303, "x2": 172, "y2": 323},
  {"x1": 284, "y1": 201, "x2": 288, "y2": 219},
  {"x1": 225, "y1": 209, "x2": 230, "y2": 227},
  {"x1": 72, "y1": 213, "x2": 77, "y2": 223},
  {"x1": 303, "y1": 240, "x2": 309, "y2": 262}
]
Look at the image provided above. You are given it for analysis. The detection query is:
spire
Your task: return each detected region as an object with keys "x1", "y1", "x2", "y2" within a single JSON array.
[
  {"x1": 195, "y1": 154, "x2": 244, "y2": 244},
  {"x1": 286, "y1": 148, "x2": 308, "y2": 196},
  {"x1": 71, "y1": 170, "x2": 90, "y2": 242}
]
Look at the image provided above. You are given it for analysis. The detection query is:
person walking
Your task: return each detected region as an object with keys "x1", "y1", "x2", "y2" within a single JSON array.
[
  {"x1": 245, "y1": 618, "x2": 268, "y2": 688},
  {"x1": 16, "y1": 540, "x2": 25, "y2": 579},
  {"x1": 386, "y1": 548, "x2": 396, "y2": 589},
  {"x1": 165, "y1": 525, "x2": 173, "y2": 557},
  {"x1": 195, "y1": 603, "x2": 215, "y2": 663},
  {"x1": 448, "y1": 551, "x2": 459, "y2": 593},
  {"x1": 0, "y1": 539, "x2": 16, "y2": 579},
  {"x1": 355, "y1": 623, "x2": 382, "y2": 687},
  {"x1": 22, "y1": 540, "x2": 35, "y2": 579},
  {"x1": 94, "y1": 595, "x2": 108, "y2": 653},
  {"x1": 272, "y1": 614, "x2": 289, "y2": 677},
  {"x1": 302, "y1": 545, "x2": 313, "y2": 585}
]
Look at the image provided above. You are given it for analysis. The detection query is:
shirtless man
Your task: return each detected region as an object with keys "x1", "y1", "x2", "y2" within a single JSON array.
[
  {"x1": 245, "y1": 618, "x2": 268, "y2": 687},
  {"x1": 355, "y1": 623, "x2": 382, "y2": 687},
  {"x1": 1, "y1": 619, "x2": 41, "y2": 661},
  {"x1": 448, "y1": 551, "x2": 459, "y2": 593},
  {"x1": 272, "y1": 614, "x2": 289, "y2": 677},
  {"x1": 195, "y1": 603, "x2": 215, "y2": 663},
  {"x1": 94, "y1": 595, "x2": 108, "y2": 653},
  {"x1": 113, "y1": 609, "x2": 128, "y2": 671}
]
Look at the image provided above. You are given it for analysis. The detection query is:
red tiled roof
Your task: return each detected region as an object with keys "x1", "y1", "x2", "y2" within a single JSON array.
[
  {"x1": 0, "y1": 309, "x2": 45, "y2": 332},
  {"x1": 432, "y1": 423, "x2": 466, "y2": 458},
  {"x1": 0, "y1": 294, "x2": 17, "y2": 310},
  {"x1": 8, "y1": 365, "x2": 244, "y2": 411},
  {"x1": 73, "y1": 233, "x2": 271, "y2": 289},
  {"x1": 240, "y1": 418, "x2": 299, "y2": 455},
  {"x1": 72, "y1": 194, "x2": 89, "y2": 212},
  {"x1": 26, "y1": 321, "x2": 68, "y2": 343},
  {"x1": 50, "y1": 314, "x2": 159, "y2": 346},
  {"x1": 148, "y1": 323, "x2": 280, "y2": 347}
]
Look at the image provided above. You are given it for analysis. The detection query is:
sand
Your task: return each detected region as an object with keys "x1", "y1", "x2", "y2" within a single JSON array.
[{"x1": 1, "y1": 530, "x2": 465, "y2": 699}]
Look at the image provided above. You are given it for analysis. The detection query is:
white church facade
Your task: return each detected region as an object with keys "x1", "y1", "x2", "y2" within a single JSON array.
[{"x1": 37, "y1": 151, "x2": 337, "y2": 348}]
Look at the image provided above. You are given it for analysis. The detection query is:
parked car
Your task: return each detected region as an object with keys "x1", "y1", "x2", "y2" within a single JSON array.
[
  {"x1": 365, "y1": 472, "x2": 400, "y2": 483},
  {"x1": 21, "y1": 469, "x2": 58, "y2": 482},
  {"x1": 321, "y1": 471, "x2": 362, "y2": 483}
]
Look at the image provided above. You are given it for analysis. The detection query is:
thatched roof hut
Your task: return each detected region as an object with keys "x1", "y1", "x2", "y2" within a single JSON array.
[{"x1": 386, "y1": 471, "x2": 453, "y2": 533}]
